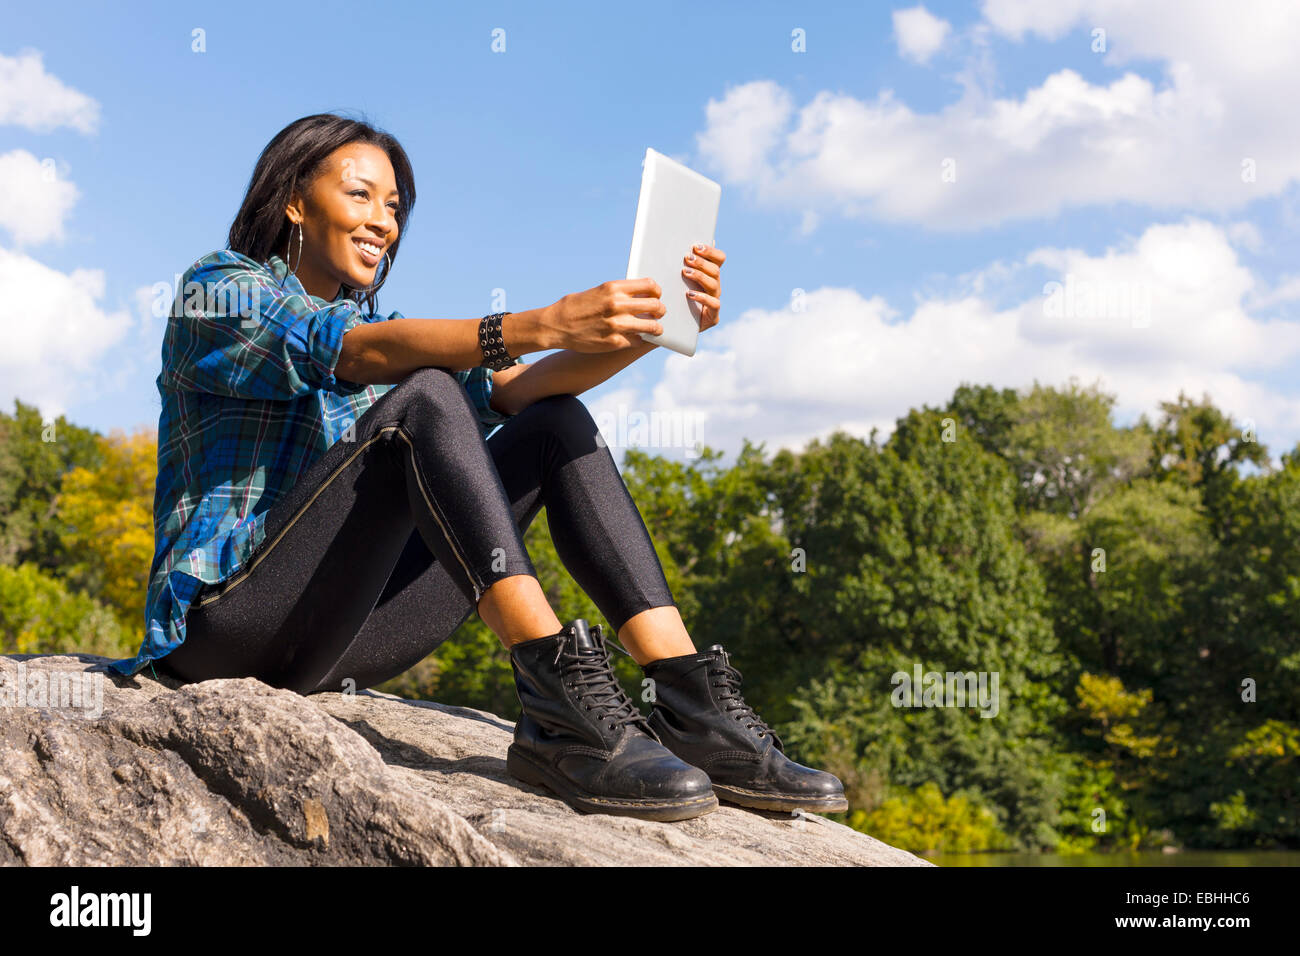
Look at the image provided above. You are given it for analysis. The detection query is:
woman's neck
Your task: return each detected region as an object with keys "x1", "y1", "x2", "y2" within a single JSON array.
[{"x1": 291, "y1": 257, "x2": 342, "y2": 302}]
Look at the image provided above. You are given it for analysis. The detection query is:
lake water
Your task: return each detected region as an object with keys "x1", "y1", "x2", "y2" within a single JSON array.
[{"x1": 930, "y1": 850, "x2": 1300, "y2": 866}]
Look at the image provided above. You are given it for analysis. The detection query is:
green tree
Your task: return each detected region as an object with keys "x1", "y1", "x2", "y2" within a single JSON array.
[
  {"x1": 1000, "y1": 378, "x2": 1150, "y2": 519},
  {"x1": 763, "y1": 411, "x2": 1069, "y2": 849},
  {"x1": 944, "y1": 382, "x2": 1021, "y2": 459},
  {"x1": 0, "y1": 401, "x2": 102, "y2": 571},
  {"x1": 1146, "y1": 390, "x2": 1270, "y2": 527},
  {"x1": 0, "y1": 563, "x2": 132, "y2": 658}
]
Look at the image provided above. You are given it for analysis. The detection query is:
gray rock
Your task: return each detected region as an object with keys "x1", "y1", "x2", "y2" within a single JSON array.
[{"x1": 0, "y1": 654, "x2": 932, "y2": 867}]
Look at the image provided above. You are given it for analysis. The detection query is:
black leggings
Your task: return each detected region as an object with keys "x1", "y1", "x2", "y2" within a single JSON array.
[{"x1": 158, "y1": 366, "x2": 677, "y2": 696}]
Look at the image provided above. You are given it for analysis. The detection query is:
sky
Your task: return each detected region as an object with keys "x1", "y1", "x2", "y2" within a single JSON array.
[{"x1": 5, "y1": 0, "x2": 1300, "y2": 470}]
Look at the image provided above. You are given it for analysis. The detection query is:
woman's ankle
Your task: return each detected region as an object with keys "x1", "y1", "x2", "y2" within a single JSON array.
[{"x1": 476, "y1": 574, "x2": 563, "y2": 648}]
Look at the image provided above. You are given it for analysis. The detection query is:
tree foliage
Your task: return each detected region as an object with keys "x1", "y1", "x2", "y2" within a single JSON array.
[{"x1": 58, "y1": 427, "x2": 156, "y2": 629}]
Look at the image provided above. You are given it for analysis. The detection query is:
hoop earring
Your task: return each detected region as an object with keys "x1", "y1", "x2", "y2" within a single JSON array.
[
  {"x1": 355, "y1": 250, "x2": 392, "y2": 295},
  {"x1": 284, "y1": 222, "x2": 303, "y2": 275}
]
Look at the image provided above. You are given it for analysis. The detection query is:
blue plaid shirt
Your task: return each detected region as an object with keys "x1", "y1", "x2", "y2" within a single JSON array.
[{"x1": 108, "y1": 248, "x2": 513, "y2": 677}]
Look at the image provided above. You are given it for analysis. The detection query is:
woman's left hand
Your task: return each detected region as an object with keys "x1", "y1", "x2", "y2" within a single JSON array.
[{"x1": 683, "y1": 243, "x2": 725, "y2": 332}]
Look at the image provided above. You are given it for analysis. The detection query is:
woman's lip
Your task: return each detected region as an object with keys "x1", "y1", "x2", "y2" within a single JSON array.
[{"x1": 354, "y1": 241, "x2": 381, "y2": 266}]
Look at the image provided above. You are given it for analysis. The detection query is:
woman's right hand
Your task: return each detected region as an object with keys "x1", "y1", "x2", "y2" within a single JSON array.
[{"x1": 540, "y1": 278, "x2": 666, "y2": 352}]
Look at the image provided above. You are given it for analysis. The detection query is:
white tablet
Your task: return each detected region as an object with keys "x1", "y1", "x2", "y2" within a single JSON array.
[{"x1": 626, "y1": 148, "x2": 721, "y2": 357}]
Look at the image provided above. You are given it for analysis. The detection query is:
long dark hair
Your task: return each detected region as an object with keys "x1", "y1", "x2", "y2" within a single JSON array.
[{"x1": 227, "y1": 112, "x2": 416, "y2": 314}]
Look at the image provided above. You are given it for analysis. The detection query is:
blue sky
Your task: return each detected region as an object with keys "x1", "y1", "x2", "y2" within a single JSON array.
[{"x1": 5, "y1": 0, "x2": 1300, "y2": 467}]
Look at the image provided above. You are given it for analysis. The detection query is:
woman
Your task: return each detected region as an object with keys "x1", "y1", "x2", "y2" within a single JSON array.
[{"x1": 108, "y1": 113, "x2": 846, "y2": 822}]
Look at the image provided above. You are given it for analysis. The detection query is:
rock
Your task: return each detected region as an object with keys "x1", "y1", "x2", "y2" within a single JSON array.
[{"x1": 0, "y1": 654, "x2": 932, "y2": 867}]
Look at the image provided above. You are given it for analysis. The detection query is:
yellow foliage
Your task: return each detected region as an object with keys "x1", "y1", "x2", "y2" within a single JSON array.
[
  {"x1": 848, "y1": 781, "x2": 1009, "y2": 855},
  {"x1": 1104, "y1": 722, "x2": 1164, "y2": 760},
  {"x1": 1229, "y1": 720, "x2": 1300, "y2": 760},
  {"x1": 57, "y1": 427, "x2": 157, "y2": 627},
  {"x1": 1074, "y1": 671, "x2": 1173, "y2": 795},
  {"x1": 1076, "y1": 671, "x2": 1151, "y2": 725}
]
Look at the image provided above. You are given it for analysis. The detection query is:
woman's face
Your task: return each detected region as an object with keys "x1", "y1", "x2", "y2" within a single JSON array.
[{"x1": 284, "y1": 142, "x2": 400, "y2": 301}]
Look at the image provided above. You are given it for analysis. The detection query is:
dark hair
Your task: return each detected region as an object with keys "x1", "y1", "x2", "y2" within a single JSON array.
[{"x1": 227, "y1": 112, "x2": 416, "y2": 314}]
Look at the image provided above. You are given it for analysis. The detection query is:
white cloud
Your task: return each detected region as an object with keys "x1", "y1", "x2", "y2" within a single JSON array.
[
  {"x1": 893, "y1": 6, "x2": 952, "y2": 64},
  {"x1": 0, "y1": 49, "x2": 100, "y2": 134},
  {"x1": 1226, "y1": 221, "x2": 1263, "y2": 253},
  {"x1": 85, "y1": 283, "x2": 171, "y2": 405},
  {"x1": 1247, "y1": 273, "x2": 1300, "y2": 312},
  {"x1": 695, "y1": 80, "x2": 794, "y2": 193},
  {"x1": 624, "y1": 219, "x2": 1300, "y2": 464},
  {"x1": 0, "y1": 150, "x2": 81, "y2": 245},
  {"x1": 0, "y1": 248, "x2": 134, "y2": 418},
  {"x1": 979, "y1": 0, "x2": 1092, "y2": 41},
  {"x1": 695, "y1": 2, "x2": 1300, "y2": 229}
]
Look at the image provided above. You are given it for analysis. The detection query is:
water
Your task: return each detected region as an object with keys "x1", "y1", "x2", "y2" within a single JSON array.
[{"x1": 930, "y1": 850, "x2": 1300, "y2": 867}]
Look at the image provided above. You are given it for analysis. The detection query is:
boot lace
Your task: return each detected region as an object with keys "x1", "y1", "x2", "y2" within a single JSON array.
[
  {"x1": 552, "y1": 625, "x2": 649, "y2": 736},
  {"x1": 710, "y1": 661, "x2": 785, "y2": 752}
]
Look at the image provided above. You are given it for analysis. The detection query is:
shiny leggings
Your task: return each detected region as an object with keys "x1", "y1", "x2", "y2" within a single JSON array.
[{"x1": 158, "y1": 366, "x2": 677, "y2": 696}]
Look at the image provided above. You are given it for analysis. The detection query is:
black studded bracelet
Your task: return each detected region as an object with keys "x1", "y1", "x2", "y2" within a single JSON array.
[{"x1": 477, "y1": 312, "x2": 517, "y2": 371}]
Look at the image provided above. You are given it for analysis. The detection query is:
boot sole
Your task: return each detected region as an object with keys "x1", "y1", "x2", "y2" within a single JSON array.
[
  {"x1": 507, "y1": 745, "x2": 719, "y2": 822},
  {"x1": 711, "y1": 783, "x2": 849, "y2": 814}
]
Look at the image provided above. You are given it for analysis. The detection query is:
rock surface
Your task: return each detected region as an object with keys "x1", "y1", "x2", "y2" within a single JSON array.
[{"x1": 0, "y1": 653, "x2": 932, "y2": 867}]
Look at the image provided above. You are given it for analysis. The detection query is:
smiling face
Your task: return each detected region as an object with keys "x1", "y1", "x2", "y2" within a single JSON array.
[{"x1": 283, "y1": 142, "x2": 400, "y2": 301}]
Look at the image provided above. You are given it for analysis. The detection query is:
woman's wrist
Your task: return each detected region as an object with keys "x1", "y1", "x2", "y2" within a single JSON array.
[{"x1": 500, "y1": 306, "x2": 555, "y2": 357}]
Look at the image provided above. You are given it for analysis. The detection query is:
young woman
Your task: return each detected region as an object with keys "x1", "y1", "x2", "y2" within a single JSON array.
[{"x1": 109, "y1": 113, "x2": 846, "y2": 822}]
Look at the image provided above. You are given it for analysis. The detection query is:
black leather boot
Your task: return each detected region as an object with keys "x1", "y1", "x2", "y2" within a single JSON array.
[
  {"x1": 644, "y1": 644, "x2": 849, "y2": 813},
  {"x1": 506, "y1": 618, "x2": 718, "y2": 821}
]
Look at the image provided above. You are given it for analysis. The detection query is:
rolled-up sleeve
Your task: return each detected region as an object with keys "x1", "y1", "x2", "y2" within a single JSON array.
[{"x1": 162, "y1": 252, "x2": 362, "y2": 400}]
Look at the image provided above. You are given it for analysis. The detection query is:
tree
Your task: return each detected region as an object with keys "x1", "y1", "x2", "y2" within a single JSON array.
[
  {"x1": 1001, "y1": 379, "x2": 1150, "y2": 519},
  {"x1": 57, "y1": 427, "x2": 157, "y2": 627},
  {"x1": 1146, "y1": 390, "x2": 1271, "y2": 531},
  {"x1": 1075, "y1": 478, "x2": 1212, "y2": 678},
  {"x1": 942, "y1": 382, "x2": 1020, "y2": 460},
  {"x1": 0, "y1": 400, "x2": 102, "y2": 570},
  {"x1": 772, "y1": 410, "x2": 1070, "y2": 849},
  {"x1": 1071, "y1": 672, "x2": 1172, "y2": 842},
  {"x1": 0, "y1": 563, "x2": 131, "y2": 658}
]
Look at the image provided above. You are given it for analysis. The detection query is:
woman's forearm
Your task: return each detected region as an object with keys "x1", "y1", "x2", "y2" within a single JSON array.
[
  {"x1": 335, "y1": 301, "x2": 659, "y2": 411},
  {"x1": 491, "y1": 339, "x2": 659, "y2": 415},
  {"x1": 335, "y1": 308, "x2": 552, "y2": 384}
]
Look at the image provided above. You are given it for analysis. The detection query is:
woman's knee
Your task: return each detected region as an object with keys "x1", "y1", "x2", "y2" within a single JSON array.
[
  {"x1": 524, "y1": 393, "x2": 597, "y2": 431},
  {"x1": 390, "y1": 366, "x2": 480, "y2": 426},
  {"x1": 514, "y1": 393, "x2": 608, "y2": 454},
  {"x1": 400, "y1": 365, "x2": 463, "y2": 397}
]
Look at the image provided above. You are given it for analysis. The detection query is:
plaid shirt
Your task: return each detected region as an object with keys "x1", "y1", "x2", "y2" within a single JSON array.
[{"x1": 108, "y1": 248, "x2": 512, "y2": 677}]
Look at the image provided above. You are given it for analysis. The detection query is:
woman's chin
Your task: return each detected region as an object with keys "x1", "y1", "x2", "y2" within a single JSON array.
[{"x1": 344, "y1": 269, "x2": 377, "y2": 289}]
